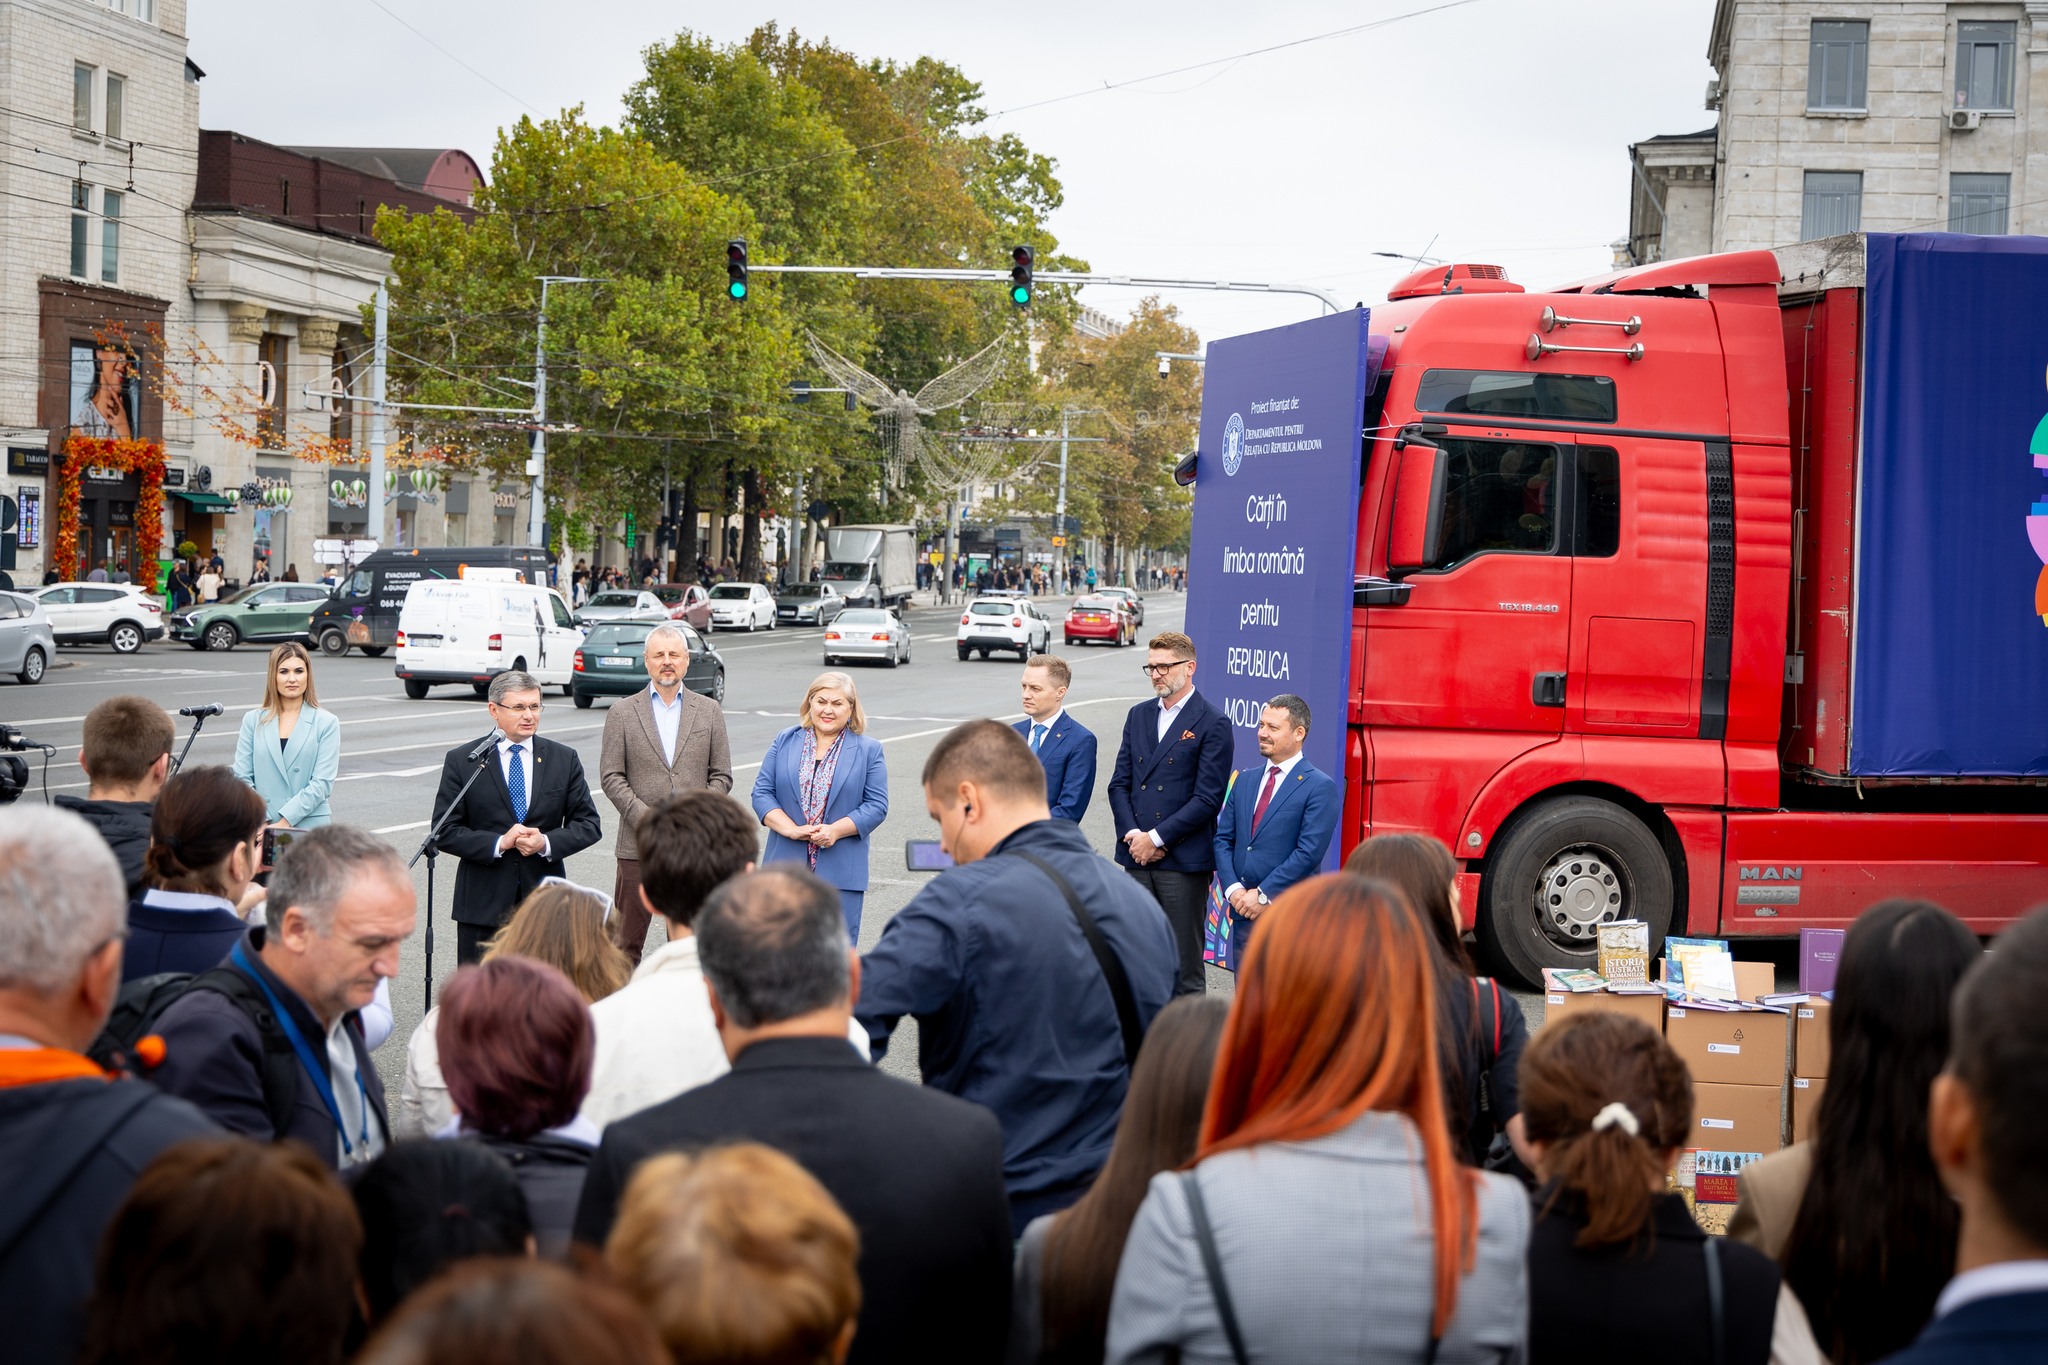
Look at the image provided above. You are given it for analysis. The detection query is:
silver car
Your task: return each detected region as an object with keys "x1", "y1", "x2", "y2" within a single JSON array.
[
  {"x1": 574, "y1": 589, "x2": 668, "y2": 627},
  {"x1": 0, "y1": 590, "x2": 56, "y2": 684},
  {"x1": 775, "y1": 582, "x2": 846, "y2": 626},
  {"x1": 823, "y1": 608, "x2": 910, "y2": 667}
]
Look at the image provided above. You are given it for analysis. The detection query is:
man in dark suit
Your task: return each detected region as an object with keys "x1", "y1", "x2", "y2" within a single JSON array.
[
  {"x1": 431, "y1": 670, "x2": 603, "y2": 964},
  {"x1": 574, "y1": 867, "x2": 1012, "y2": 1365},
  {"x1": 1211, "y1": 693, "x2": 1340, "y2": 970},
  {"x1": 1107, "y1": 630, "x2": 1234, "y2": 995},
  {"x1": 1885, "y1": 908, "x2": 2048, "y2": 1365},
  {"x1": 1013, "y1": 652, "x2": 1097, "y2": 821}
]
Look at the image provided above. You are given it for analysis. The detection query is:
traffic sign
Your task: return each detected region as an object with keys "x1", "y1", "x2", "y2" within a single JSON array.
[{"x1": 1051, "y1": 535, "x2": 1066, "y2": 547}]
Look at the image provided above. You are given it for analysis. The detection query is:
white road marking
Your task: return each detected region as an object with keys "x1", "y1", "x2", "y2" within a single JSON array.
[{"x1": 336, "y1": 765, "x2": 443, "y2": 782}]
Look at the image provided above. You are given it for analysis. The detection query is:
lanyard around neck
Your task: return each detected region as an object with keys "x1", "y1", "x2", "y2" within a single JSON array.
[{"x1": 231, "y1": 941, "x2": 370, "y2": 1157}]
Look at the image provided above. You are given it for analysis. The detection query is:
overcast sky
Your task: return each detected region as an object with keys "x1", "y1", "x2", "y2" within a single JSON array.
[{"x1": 187, "y1": 0, "x2": 1721, "y2": 348}]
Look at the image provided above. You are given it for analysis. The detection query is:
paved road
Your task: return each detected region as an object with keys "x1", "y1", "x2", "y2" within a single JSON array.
[{"x1": 0, "y1": 590, "x2": 1236, "y2": 1095}]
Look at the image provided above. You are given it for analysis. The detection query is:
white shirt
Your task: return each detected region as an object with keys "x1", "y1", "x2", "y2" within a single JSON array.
[
  {"x1": 1934, "y1": 1259, "x2": 2048, "y2": 1319},
  {"x1": 491, "y1": 733, "x2": 551, "y2": 859},
  {"x1": 325, "y1": 1012, "x2": 383, "y2": 1169},
  {"x1": 650, "y1": 685, "x2": 685, "y2": 764},
  {"x1": 139, "y1": 888, "x2": 238, "y2": 915},
  {"x1": 1026, "y1": 707, "x2": 1066, "y2": 750},
  {"x1": 1225, "y1": 750, "x2": 1306, "y2": 900}
]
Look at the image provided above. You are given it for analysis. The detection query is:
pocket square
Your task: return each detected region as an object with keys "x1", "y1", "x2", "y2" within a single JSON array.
[{"x1": 1180, "y1": 729, "x2": 1196, "y2": 740}]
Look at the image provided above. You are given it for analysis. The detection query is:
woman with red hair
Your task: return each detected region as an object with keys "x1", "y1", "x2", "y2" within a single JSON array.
[{"x1": 1105, "y1": 873, "x2": 1529, "y2": 1364}]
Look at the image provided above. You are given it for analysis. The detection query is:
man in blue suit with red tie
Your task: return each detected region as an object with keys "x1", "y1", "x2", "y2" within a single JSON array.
[
  {"x1": 1211, "y1": 693, "x2": 1339, "y2": 970},
  {"x1": 1014, "y1": 654, "x2": 1096, "y2": 822}
]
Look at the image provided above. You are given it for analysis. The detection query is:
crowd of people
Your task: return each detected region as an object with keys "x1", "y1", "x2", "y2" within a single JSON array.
[{"x1": 2, "y1": 622, "x2": 2044, "y2": 1365}]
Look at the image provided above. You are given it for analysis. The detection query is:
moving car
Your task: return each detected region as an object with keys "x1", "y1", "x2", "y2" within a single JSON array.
[
  {"x1": 707, "y1": 581, "x2": 776, "y2": 631},
  {"x1": 0, "y1": 590, "x2": 55, "y2": 683},
  {"x1": 650, "y1": 582, "x2": 712, "y2": 631},
  {"x1": 824, "y1": 608, "x2": 910, "y2": 667},
  {"x1": 34, "y1": 583, "x2": 164, "y2": 653},
  {"x1": 393, "y1": 575, "x2": 582, "y2": 699},
  {"x1": 171, "y1": 582, "x2": 333, "y2": 652},
  {"x1": 1064, "y1": 595, "x2": 1137, "y2": 647},
  {"x1": 775, "y1": 582, "x2": 846, "y2": 626},
  {"x1": 956, "y1": 597, "x2": 1053, "y2": 661},
  {"x1": 1094, "y1": 585, "x2": 1145, "y2": 626},
  {"x1": 574, "y1": 589, "x2": 667, "y2": 627},
  {"x1": 571, "y1": 620, "x2": 725, "y2": 707},
  {"x1": 310, "y1": 544, "x2": 552, "y2": 658}
]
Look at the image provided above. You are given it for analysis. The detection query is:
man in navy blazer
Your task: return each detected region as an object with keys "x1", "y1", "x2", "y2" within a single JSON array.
[
  {"x1": 1107, "y1": 631, "x2": 1234, "y2": 995},
  {"x1": 1211, "y1": 694, "x2": 1339, "y2": 971},
  {"x1": 1883, "y1": 909, "x2": 2048, "y2": 1365},
  {"x1": 1014, "y1": 653, "x2": 1096, "y2": 822}
]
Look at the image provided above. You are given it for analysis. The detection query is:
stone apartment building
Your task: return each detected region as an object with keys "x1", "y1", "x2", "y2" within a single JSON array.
[{"x1": 1628, "y1": 1, "x2": 2048, "y2": 262}]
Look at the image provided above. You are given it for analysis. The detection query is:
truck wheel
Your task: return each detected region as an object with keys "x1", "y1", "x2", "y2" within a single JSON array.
[
  {"x1": 403, "y1": 680, "x2": 429, "y2": 700},
  {"x1": 1476, "y1": 795, "x2": 1674, "y2": 989},
  {"x1": 318, "y1": 629, "x2": 349, "y2": 657}
]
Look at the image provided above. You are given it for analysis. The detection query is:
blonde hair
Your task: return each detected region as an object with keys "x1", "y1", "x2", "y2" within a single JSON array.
[
  {"x1": 607, "y1": 1145, "x2": 860, "y2": 1365},
  {"x1": 260, "y1": 642, "x2": 321, "y2": 718},
  {"x1": 483, "y1": 882, "x2": 632, "y2": 1003},
  {"x1": 799, "y1": 672, "x2": 867, "y2": 735}
]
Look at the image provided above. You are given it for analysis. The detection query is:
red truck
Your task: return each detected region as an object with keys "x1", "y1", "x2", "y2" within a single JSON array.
[{"x1": 1185, "y1": 232, "x2": 2048, "y2": 985}]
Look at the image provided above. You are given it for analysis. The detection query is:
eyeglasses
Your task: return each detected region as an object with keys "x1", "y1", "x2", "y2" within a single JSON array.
[
  {"x1": 1139, "y1": 661, "x2": 1189, "y2": 677},
  {"x1": 492, "y1": 702, "x2": 544, "y2": 715},
  {"x1": 538, "y1": 875, "x2": 614, "y2": 925}
]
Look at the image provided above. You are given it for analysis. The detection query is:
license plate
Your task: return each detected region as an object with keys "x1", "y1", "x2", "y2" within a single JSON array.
[{"x1": 599, "y1": 655, "x2": 634, "y2": 666}]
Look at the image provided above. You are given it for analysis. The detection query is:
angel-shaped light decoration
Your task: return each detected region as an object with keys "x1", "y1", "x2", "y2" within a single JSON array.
[{"x1": 805, "y1": 332, "x2": 1012, "y2": 494}]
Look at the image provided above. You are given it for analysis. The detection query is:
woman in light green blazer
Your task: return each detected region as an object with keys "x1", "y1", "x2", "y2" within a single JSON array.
[{"x1": 234, "y1": 642, "x2": 341, "y2": 828}]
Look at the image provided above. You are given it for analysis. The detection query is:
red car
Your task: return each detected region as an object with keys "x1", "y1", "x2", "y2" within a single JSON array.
[
  {"x1": 1064, "y1": 595, "x2": 1135, "y2": 647},
  {"x1": 651, "y1": 583, "x2": 712, "y2": 632}
]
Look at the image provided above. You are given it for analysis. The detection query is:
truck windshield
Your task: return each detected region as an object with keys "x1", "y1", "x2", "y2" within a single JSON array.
[
  {"x1": 1414, "y1": 369, "x2": 1617, "y2": 424},
  {"x1": 822, "y1": 562, "x2": 870, "y2": 579}
]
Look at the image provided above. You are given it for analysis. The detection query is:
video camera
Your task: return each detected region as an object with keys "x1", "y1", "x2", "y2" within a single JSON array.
[{"x1": 0, "y1": 724, "x2": 54, "y2": 804}]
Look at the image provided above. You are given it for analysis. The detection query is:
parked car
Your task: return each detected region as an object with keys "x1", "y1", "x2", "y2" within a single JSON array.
[
  {"x1": 650, "y1": 582, "x2": 712, "y2": 631},
  {"x1": 1094, "y1": 585, "x2": 1145, "y2": 626},
  {"x1": 956, "y1": 596, "x2": 1053, "y2": 661},
  {"x1": 0, "y1": 590, "x2": 55, "y2": 683},
  {"x1": 171, "y1": 582, "x2": 333, "y2": 652},
  {"x1": 775, "y1": 582, "x2": 847, "y2": 626},
  {"x1": 393, "y1": 575, "x2": 582, "y2": 699},
  {"x1": 707, "y1": 581, "x2": 776, "y2": 632},
  {"x1": 824, "y1": 608, "x2": 910, "y2": 667},
  {"x1": 33, "y1": 583, "x2": 165, "y2": 654},
  {"x1": 1065, "y1": 595, "x2": 1137, "y2": 647},
  {"x1": 571, "y1": 620, "x2": 725, "y2": 707},
  {"x1": 574, "y1": 589, "x2": 668, "y2": 627}
]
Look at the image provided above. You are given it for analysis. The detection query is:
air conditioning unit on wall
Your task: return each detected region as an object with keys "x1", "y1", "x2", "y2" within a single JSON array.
[{"x1": 1950, "y1": 109, "x2": 1983, "y2": 132}]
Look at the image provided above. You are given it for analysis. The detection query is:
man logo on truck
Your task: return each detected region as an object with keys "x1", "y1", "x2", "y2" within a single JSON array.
[{"x1": 1222, "y1": 412, "x2": 1245, "y2": 476}]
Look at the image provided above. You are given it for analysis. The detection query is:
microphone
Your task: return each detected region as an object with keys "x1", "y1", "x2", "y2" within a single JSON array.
[
  {"x1": 466, "y1": 732, "x2": 499, "y2": 763},
  {"x1": 178, "y1": 704, "x2": 225, "y2": 718}
]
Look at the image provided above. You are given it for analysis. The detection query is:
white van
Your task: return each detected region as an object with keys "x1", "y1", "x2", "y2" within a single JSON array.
[{"x1": 393, "y1": 570, "x2": 583, "y2": 699}]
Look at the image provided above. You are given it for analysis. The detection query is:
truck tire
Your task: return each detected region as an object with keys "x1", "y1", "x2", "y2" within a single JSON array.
[
  {"x1": 1475, "y1": 795, "x2": 1674, "y2": 989},
  {"x1": 318, "y1": 629, "x2": 349, "y2": 657},
  {"x1": 404, "y1": 680, "x2": 429, "y2": 700}
]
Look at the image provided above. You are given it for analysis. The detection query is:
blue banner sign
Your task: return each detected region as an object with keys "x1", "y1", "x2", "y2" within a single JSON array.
[{"x1": 1185, "y1": 308, "x2": 1377, "y2": 862}]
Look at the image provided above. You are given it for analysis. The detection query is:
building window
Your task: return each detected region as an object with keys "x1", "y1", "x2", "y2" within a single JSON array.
[
  {"x1": 99, "y1": 189, "x2": 121, "y2": 282},
  {"x1": 104, "y1": 74, "x2": 123, "y2": 141},
  {"x1": 70, "y1": 182, "x2": 91, "y2": 277},
  {"x1": 1955, "y1": 21, "x2": 2015, "y2": 110},
  {"x1": 1949, "y1": 173, "x2": 2011, "y2": 234},
  {"x1": 73, "y1": 64, "x2": 94, "y2": 131},
  {"x1": 331, "y1": 348, "x2": 354, "y2": 446},
  {"x1": 1808, "y1": 20, "x2": 1869, "y2": 110},
  {"x1": 259, "y1": 334, "x2": 290, "y2": 447},
  {"x1": 1802, "y1": 171, "x2": 1863, "y2": 240}
]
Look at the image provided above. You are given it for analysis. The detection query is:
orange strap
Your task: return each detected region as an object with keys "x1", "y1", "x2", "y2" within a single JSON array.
[{"x1": 0, "y1": 1047, "x2": 108, "y2": 1088}]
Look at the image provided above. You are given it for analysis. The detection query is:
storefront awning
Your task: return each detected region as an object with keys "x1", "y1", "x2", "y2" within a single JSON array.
[{"x1": 173, "y1": 491, "x2": 236, "y2": 512}]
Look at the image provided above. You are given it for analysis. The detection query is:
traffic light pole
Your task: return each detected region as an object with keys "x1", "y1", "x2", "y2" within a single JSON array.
[{"x1": 740, "y1": 265, "x2": 1345, "y2": 313}]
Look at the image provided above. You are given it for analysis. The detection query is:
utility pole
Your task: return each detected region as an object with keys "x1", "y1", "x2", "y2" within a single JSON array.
[
  {"x1": 1054, "y1": 408, "x2": 1070, "y2": 574},
  {"x1": 368, "y1": 280, "x2": 388, "y2": 546},
  {"x1": 530, "y1": 276, "x2": 605, "y2": 559}
]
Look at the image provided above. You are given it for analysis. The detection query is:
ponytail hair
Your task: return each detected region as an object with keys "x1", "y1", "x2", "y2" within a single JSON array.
[
  {"x1": 144, "y1": 765, "x2": 267, "y2": 899},
  {"x1": 1518, "y1": 1011, "x2": 1692, "y2": 1249}
]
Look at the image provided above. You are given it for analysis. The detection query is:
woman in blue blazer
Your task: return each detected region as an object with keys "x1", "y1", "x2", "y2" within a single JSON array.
[
  {"x1": 233, "y1": 642, "x2": 341, "y2": 830},
  {"x1": 752, "y1": 671, "x2": 889, "y2": 940}
]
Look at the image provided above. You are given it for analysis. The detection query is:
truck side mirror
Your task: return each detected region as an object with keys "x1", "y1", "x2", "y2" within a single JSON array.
[{"x1": 1387, "y1": 443, "x2": 1449, "y2": 575}]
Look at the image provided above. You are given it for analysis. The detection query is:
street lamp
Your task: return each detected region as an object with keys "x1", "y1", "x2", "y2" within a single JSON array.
[{"x1": 530, "y1": 276, "x2": 607, "y2": 551}]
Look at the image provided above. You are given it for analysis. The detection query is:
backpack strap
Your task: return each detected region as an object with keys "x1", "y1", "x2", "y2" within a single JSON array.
[
  {"x1": 1014, "y1": 851, "x2": 1144, "y2": 1070},
  {"x1": 0, "y1": 1081, "x2": 157, "y2": 1264},
  {"x1": 1703, "y1": 1233, "x2": 1726, "y2": 1365},
  {"x1": 1180, "y1": 1171, "x2": 1251, "y2": 1365},
  {"x1": 187, "y1": 966, "x2": 301, "y2": 1138},
  {"x1": 1472, "y1": 977, "x2": 1502, "y2": 1068}
]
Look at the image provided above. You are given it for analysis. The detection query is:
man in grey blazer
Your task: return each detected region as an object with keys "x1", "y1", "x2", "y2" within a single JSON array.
[{"x1": 599, "y1": 623, "x2": 734, "y2": 958}]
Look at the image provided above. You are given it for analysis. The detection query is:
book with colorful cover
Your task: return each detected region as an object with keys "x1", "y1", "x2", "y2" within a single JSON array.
[
  {"x1": 1596, "y1": 919, "x2": 1650, "y2": 984},
  {"x1": 1554, "y1": 968, "x2": 1608, "y2": 993}
]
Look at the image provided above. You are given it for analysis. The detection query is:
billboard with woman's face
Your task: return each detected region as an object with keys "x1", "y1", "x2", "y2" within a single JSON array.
[{"x1": 69, "y1": 343, "x2": 139, "y2": 441}]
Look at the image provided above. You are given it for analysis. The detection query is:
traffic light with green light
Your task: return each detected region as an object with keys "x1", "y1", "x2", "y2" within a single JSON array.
[
  {"x1": 1009, "y1": 245, "x2": 1033, "y2": 307},
  {"x1": 726, "y1": 239, "x2": 749, "y2": 301}
]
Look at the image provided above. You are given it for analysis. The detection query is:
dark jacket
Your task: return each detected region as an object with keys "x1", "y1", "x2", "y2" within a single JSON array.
[
  {"x1": 1106, "y1": 689, "x2": 1234, "y2": 872},
  {"x1": 1013, "y1": 714, "x2": 1098, "y2": 822},
  {"x1": 0, "y1": 1073, "x2": 218, "y2": 1364},
  {"x1": 431, "y1": 734, "x2": 603, "y2": 929},
  {"x1": 1877, "y1": 1290, "x2": 2048, "y2": 1365},
  {"x1": 122, "y1": 894, "x2": 244, "y2": 981},
  {"x1": 148, "y1": 927, "x2": 390, "y2": 1170},
  {"x1": 468, "y1": 1131, "x2": 591, "y2": 1261},
  {"x1": 574, "y1": 1036, "x2": 1012, "y2": 1365},
  {"x1": 856, "y1": 820, "x2": 1177, "y2": 1203},
  {"x1": 54, "y1": 795, "x2": 153, "y2": 902},
  {"x1": 1441, "y1": 974, "x2": 1529, "y2": 1165},
  {"x1": 1528, "y1": 1188, "x2": 1779, "y2": 1365}
]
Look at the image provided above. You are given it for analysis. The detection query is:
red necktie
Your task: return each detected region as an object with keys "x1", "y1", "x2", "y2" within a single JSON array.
[{"x1": 1250, "y1": 765, "x2": 1282, "y2": 834}]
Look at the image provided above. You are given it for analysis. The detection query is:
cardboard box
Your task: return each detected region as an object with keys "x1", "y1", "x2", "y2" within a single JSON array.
[
  {"x1": 1790, "y1": 1076, "x2": 1826, "y2": 1143},
  {"x1": 1665, "y1": 1004, "x2": 1790, "y2": 1087},
  {"x1": 1658, "y1": 958, "x2": 1777, "y2": 1004},
  {"x1": 1541, "y1": 970, "x2": 1665, "y2": 1032},
  {"x1": 1794, "y1": 999, "x2": 1831, "y2": 1079},
  {"x1": 1691, "y1": 1081, "x2": 1785, "y2": 1155}
]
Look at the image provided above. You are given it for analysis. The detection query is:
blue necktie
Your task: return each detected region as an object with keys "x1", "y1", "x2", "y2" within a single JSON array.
[
  {"x1": 507, "y1": 744, "x2": 527, "y2": 823},
  {"x1": 1030, "y1": 723, "x2": 1047, "y2": 753}
]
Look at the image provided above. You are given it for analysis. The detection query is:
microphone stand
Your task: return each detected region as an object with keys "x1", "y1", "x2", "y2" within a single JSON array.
[
  {"x1": 168, "y1": 710, "x2": 218, "y2": 776},
  {"x1": 409, "y1": 741, "x2": 496, "y2": 1009}
]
